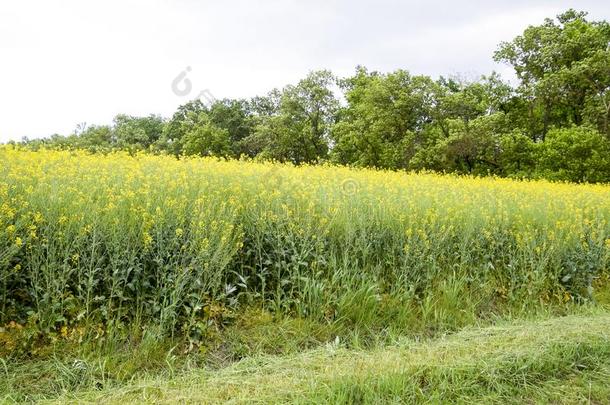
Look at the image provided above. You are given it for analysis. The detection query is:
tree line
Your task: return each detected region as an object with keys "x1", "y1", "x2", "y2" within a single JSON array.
[{"x1": 17, "y1": 10, "x2": 610, "y2": 183}]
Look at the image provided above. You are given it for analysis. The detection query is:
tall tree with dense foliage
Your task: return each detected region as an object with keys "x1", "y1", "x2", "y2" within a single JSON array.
[
  {"x1": 114, "y1": 114, "x2": 165, "y2": 151},
  {"x1": 207, "y1": 99, "x2": 255, "y2": 157},
  {"x1": 537, "y1": 126, "x2": 610, "y2": 182},
  {"x1": 331, "y1": 67, "x2": 436, "y2": 169},
  {"x1": 409, "y1": 74, "x2": 515, "y2": 174},
  {"x1": 157, "y1": 99, "x2": 208, "y2": 156},
  {"x1": 245, "y1": 70, "x2": 339, "y2": 164},
  {"x1": 494, "y1": 9, "x2": 610, "y2": 139}
]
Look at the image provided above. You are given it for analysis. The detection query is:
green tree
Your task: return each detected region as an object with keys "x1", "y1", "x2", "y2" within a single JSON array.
[
  {"x1": 498, "y1": 132, "x2": 537, "y2": 178},
  {"x1": 575, "y1": 49, "x2": 610, "y2": 137},
  {"x1": 158, "y1": 100, "x2": 208, "y2": 156},
  {"x1": 411, "y1": 113, "x2": 511, "y2": 175},
  {"x1": 76, "y1": 125, "x2": 114, "y2": 151},
  {"x1": 495, "y1": 9, "x2": 610, "y2": 139},
  {"x1": 179, "y1": 111, "x2": 231, "y2": 157},
  {"x1": 432, "y1": 73, "x2": 512, "y2": 132},
  {"x1": 245, "y1": 71, "x2": 338, "y2": 164},
  {"x1": 207, "y1": 99, "x2": 255, "y2": 157},
  {"x1": 114, "y1": 114, "x2": 165, "y2": 151},
  {"x1": 537, "y1": 126, "x2": 610, "y2": 182},
  {"x1": 409, "y1": 74, "x2": 516, "y2": 174},
  {"x1": 331, "y1": 67, "x2": 436, "y2": 169}
]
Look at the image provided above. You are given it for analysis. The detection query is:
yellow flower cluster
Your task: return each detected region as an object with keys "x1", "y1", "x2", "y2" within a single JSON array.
[
  {"x1": 1, "y1": 147, "x2": 608, "y2": 253},
  {"x1": 0, "y1": 146, "x2": 608, "y2": 330}
]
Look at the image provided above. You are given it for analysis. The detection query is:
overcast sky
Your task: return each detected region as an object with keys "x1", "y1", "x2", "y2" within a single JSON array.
[{"x1": 1, "y1": 1, "x2": 609, "y2": 142}]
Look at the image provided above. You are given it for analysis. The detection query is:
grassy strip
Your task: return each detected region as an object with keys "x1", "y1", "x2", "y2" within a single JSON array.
[{"x1": 13, "y1": 312, "x2": 607, "y2": 404}]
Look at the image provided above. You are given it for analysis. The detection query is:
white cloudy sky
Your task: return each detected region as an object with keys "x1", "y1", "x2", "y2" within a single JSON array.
[{"x1": 1, "y1": 0, "x2": 609, "y2": 142}]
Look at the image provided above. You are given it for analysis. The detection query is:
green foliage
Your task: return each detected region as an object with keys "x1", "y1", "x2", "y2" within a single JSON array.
[
  {"x1": 180, "y1": 113, "x2": 231, "y2": 157},
  {"x1": 332, "y1": 67, "x2": 436, "y2": 169},
  {"x1": 537, "y1": 126, "x2": 610, "y2": 182},
  {"x1": 494, "y1": 9, "x2": 610, "y2": 139},
  {"x1": 114, "y1": 114, "x2": 164, "y2": 151},
  {"x1": 208, "y1": 99, "x2": 255, "y2": 157},
  {"x1": 413, "y1": 113, "x2": 510, "y2": 175},
  {"x1": 243, "y1": 70, "x2": 338, "y2": 164},
  {"x1": 157, "y1": 99, "x2": 208, "y2": 156},
  {"x1": 499, "y1": 132, "x2": 537, "y2": 178}
]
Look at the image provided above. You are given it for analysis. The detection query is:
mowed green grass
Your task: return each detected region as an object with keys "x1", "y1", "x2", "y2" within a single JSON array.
[{"x1": 16, "y1": 311, "x2": 606, "y2": 404}]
